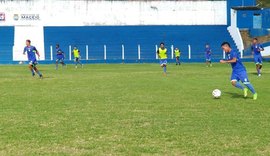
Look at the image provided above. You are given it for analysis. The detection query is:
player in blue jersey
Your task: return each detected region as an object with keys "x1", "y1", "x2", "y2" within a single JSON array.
[
  {"x1": 23, "y1": 39, "x2": 43, "y2": 78},
  {"x1": 220, "y1": 42, "x2": 257, "y2": 100},
  {"x1": 55, "y1": 44, "x2": 67, "y2": 70},
  {"x1": 205, "y1": 44, "x2": 212, "y2": 67},
  {"x1": 251, "y1": 38, "x2": 264, "y2": 76}
]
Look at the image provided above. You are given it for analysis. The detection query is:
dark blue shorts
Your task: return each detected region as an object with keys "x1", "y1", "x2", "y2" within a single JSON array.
[
  {"x1": 29, "y1": 59, "x2": 38, "y2": 66},
  {"x1": 254, "y1": 55, "x2": 262, "y2": 65},
  {"x1": 231, "y1": 71, "x2": 250, "y2": 84}
]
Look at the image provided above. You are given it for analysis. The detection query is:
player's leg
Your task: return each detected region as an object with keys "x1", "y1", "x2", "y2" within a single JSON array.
[
  {"x1": 258, "y1": 57, "x2": 263, "y2": 76},
  {"x1": 28, "y1": 61, "x2": 35, "y2": 76},
  {"x1": 75, "y1": 58, "x2": 78, "y2": 68},
  {"x1": 160, "y1": 59, "x2": 167, "y2": 75},
  {"x1": 206, "y1": 58, "x2": 210, "y2": 67},
  {"x1": 33, "y1": 62, "x2": 43, "y2": 78},
  {"x1": 60, "y1": 58, "x2": 66, "y2": 67},
  {"x1": 177, "y1": 57, "x2": 180, "y2": 65},
  {"x1": 239, "y1": 72, "x2": 257, "y2": 99},
  {"x1": 254, "y1": 57, "x2": 260, "y2": 75},
  {"x1": 77, "y1": 58, "x2": 83, "y2": 67},
  {"x1": 56, "y1": 59, "x2": 59, "y2": 70},
  {"x1": 231, "y1": 72, "x2": 245, "y2": 90},
  {"x1": 163, "y1": 60, "x2": 167, "y2": 74}
]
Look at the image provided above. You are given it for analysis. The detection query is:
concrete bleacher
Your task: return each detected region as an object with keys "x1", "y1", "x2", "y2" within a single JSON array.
[
  {"x1": 44, "y1": 25, "x2": 237, "y2": 62},
  {"x1": 0, "y1": 27, "x2": 14, "y2": 63}
]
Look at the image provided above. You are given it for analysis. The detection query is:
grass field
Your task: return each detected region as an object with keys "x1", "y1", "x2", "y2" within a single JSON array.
[{"x1": 1, "y1": 62, "x2": 270, "y2": 155}]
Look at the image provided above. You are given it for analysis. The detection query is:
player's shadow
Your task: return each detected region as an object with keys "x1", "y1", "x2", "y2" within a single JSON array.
[
  {"x1": 250, "y1": 72, "x2": 259, "y2": 75},
  {"x1": 224, "y1": 91, "x2": 243, "y2": 99}
]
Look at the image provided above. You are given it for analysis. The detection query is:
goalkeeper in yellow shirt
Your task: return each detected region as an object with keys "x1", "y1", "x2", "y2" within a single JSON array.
[{"x1": 72, "y1": 46, "x2": 83, "y2": 68}]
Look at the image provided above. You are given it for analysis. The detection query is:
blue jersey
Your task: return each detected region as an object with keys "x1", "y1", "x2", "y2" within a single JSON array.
[
  {"x1": 23, "y1": 46, "x2": 38, "y2": 61},
  {"x1": 205, "y1": 47, "x2": 211, "y2": 57},
  {"x1": 252, "y1": 43, "x2": 263, "y2": 56},
  {"x1": 56, "y1": 48, "x2": 64, "y2": 56},
  {"x1": 226, "y1": 49, "x2": 246, "y2": 73}
]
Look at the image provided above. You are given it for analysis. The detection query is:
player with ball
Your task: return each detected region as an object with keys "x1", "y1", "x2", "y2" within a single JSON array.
[{"x1": 220, "y1": 42, "x2": 257, "y2": 100}]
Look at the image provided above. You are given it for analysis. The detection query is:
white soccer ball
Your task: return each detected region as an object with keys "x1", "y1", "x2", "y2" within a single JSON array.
[
  {"x1": 19, "y1": 61, "x2": 23, "y2": 64},
  {"x1": 212, "y1": 89, "x2": 221, "y2": 98}
]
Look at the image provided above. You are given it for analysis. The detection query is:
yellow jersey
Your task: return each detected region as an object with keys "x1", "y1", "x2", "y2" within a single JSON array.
[
  {"x1": 158, "y1": 48, "x2": 167, "y2": 59},
  {"x1": 73, "y1": 49, "x2": 80, "y2": 58},
  {"x1": 174, "y1": 49, "x2": 181, "y2": 57}
]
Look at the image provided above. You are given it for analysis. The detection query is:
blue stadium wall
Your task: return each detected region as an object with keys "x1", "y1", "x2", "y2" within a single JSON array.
[
  {"x1": 43, "y1": 25, "x2": 237, "y2": 63},
  {"x1": 0, "y1": 27, "x2": 14, "y2": 64},
  {"x1": 0, "y1": 25, "x2": 238, "y2": 64}
]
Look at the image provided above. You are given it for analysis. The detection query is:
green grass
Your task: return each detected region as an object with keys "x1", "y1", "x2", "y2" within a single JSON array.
[
  {"x1": 260, "y1": 0, "x2": 270, "y2": 7},
  {"x1": 1, "y1": 63, "x2": 270, "y2": 155}
]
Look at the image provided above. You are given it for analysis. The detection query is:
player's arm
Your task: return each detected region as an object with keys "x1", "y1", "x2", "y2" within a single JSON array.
[
  {"x1": 23, "y1": 48, "x2": 26, "y2": 55},
  {"x1": 34, "y1": 47, "x2": 41, "y2": 58},
  {"x1": 259, "y1": 45, "x2": 264, "y2": 51},
  {"x1": 57, "y1": 50, "x2": 61, "y2": 54},
  {"x1": 220, "y1": 57, "x2": 236, "y2": 63},
  {"x1": 156, "y1": 49, "x2": 160, "y2": 58},
  {"x1": 36, "y1": 50, "x2": 41, "y2": 58},
  {"x1": 251, "y1": 45, "x2": 254, "y2": 55}
]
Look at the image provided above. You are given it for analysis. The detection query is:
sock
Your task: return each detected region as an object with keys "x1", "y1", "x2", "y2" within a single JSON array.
[
  {"x1": 34, "y1": 67, "x2": 42, "y2": 76},
  {"x1": 29, "y1": 66, "x2": 35, "y2": 75},
  {"x1": 56, "y1": 63, "x2": 58, "y2": 69},
  {"x1": 244, "y1": 83, "x2": 256, "y2": 94},
  {"x1": 163, "y1": 66, "x2": 167, "y2": 73},
  {"x1": 31, "y1": 69, "x2": 35, "y2": 75},
  {"x1": 235, "y1": 82, "x2": 244, "y2": 90}
]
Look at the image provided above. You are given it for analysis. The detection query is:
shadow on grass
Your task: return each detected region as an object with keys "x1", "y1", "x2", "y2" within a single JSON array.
[{"x1": 224, "y1": 91, "x2": 247, "y2": 99}]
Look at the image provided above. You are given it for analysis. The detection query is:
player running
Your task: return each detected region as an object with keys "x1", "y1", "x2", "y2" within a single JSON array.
[
  {"x1": 55, "y1": 44, "x2": 66, "y2": 70},
  {"x1": 174, "y1": 47, "x2": 181, "y2": 65},
  {"x1": 205, "y1": 44, "x2": 212, "y2": 67},
  {"x1": 220, "y1": 42, "x2": 257, "y2": 100},
  {"x1": 23, "y1": 39, "x2": 43, "y2": 79},
  {"x1": 157, "y1": 42, "x2": 167, "y2": 76},
  {"x1": 251, "y1": 38, "x2": 264, "y2": 76},
  {"x1": 72, "y1": 46, "x2": 83, "y2": 68}
]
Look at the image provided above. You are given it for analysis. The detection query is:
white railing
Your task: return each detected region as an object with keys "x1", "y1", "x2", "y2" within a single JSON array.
[{"x1": 49, "y1": 44, "x2": 198, "y2": 61}]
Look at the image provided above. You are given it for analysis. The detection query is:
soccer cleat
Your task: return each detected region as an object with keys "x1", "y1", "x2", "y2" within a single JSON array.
[
  {"x1": 39, "y1": 74, "x2": 43, "y2": 79},
  {"x1": 244, "y1": 88, "x2": 248, "y2": 98},
  {"x1": 253, "y1": 93, "x2": 258, "y2": 100}
]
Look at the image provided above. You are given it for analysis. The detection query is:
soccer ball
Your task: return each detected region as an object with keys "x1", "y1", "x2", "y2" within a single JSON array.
[
  {"x1": 212, "y1": 89, "x2": 221, "y2": 98},
  {"x1": 19, "y1": 61, "x2": 23, "y2": 64}
]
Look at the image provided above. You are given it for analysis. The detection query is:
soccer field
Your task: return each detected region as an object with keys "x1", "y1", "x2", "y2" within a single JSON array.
[{"x1": 1, "y1": 63, "x2": 270, "y2": 155}]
